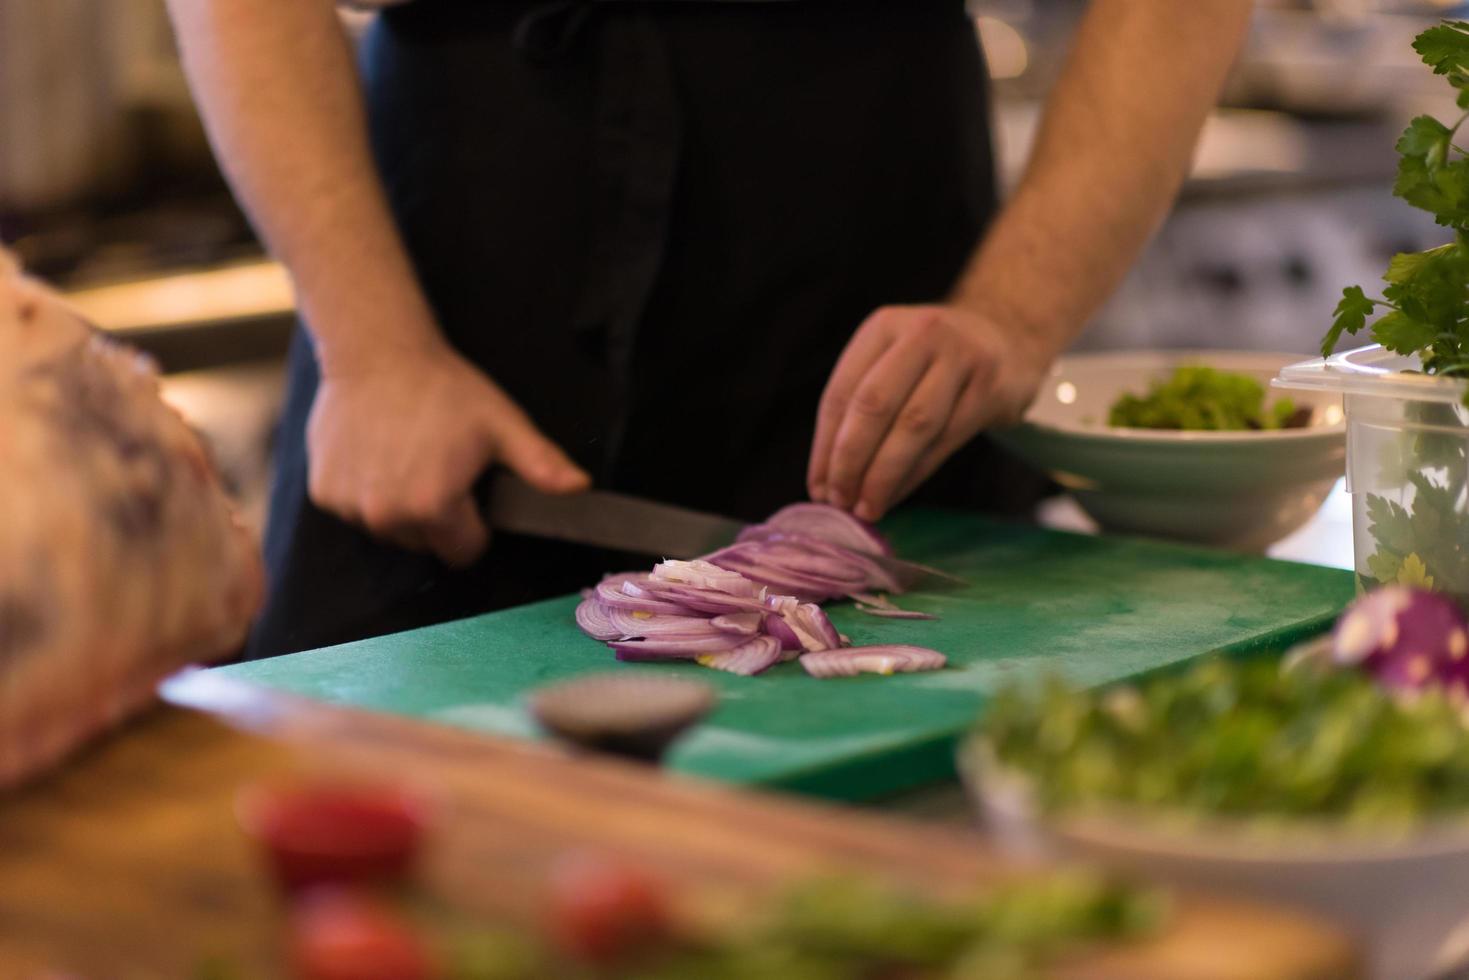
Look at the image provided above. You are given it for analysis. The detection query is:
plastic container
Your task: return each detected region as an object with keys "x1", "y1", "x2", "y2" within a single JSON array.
[{"x1": 1276, "y1": 346, "x2": 1469, "y2": 600}]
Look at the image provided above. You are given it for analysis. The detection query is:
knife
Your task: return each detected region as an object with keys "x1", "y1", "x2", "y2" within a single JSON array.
[
  {"x1": 482, "y1": 471, "x2": 744, "y2": 559},
  {"x1": 481, "y1": 472, "x2": 965, "y2": 590}
]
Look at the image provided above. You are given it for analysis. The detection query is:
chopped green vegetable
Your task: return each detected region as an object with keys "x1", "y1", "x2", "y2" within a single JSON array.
[
  {"x1": 982, "y1": 657, "x2": 1469, "y2": 828},
  {"x1": 644, "y1": 872, "x2": 1162, "y2": 980},
  {"x1": 427, "y1": 872, "x2": 1162, "y2": 979},
  {"x1": 1107, "y1": 366, "x2": 1300, "y2": 431}
]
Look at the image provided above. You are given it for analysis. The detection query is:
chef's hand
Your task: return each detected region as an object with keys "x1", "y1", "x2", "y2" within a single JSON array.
[
  {"x1": 807, "y1": 304, "x2": 1048, "y2": 523},
  {"x1": 307, "y1": 343, "x2": 590, "y2": 566}
]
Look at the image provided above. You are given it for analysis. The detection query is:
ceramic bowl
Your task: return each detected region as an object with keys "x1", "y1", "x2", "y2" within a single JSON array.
[
  {"x1": 959, "y1": 739, "x2": 1469, "y2": 980},
  {"x1": 994, "y1": 350, "x2": 1346, "y2": 551}
]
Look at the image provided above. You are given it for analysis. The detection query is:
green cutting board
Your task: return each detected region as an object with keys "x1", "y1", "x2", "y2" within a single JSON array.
[{"x1": 219, "y1": 511, "x2": 1354, "y2": 800}]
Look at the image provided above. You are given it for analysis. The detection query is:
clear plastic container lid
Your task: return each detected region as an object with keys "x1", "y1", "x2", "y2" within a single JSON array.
[{"x1": 1273, "y1": 344, "x2": 1467, "y2": 405}]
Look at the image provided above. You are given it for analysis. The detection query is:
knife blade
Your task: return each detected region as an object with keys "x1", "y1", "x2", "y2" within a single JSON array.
[
  {"x1": 481, "y1": 472, "x2": 968, "y2": 590},
  {"x1": 482, "y1": 471, "x2": 745, "y2": 559}
]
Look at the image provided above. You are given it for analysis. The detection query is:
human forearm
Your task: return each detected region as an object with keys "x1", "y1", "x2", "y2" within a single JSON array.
[
  {"x1": 953, "y1": 0, "x2": 1254, "y2": 363},
  {"x1": 809, "y1": 0, "x2": 1252, "y2": 518},
  {"x1": 167, "y1": 0, "x2": 588, "y2": 563},
  {"x1": 164, "y1": 0, "x2": 441, "y2": 374}
]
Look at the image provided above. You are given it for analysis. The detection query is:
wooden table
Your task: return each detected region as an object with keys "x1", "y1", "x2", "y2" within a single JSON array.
[{"x1": 0, "y1": 670, "x2": 1356, "y2": 979}]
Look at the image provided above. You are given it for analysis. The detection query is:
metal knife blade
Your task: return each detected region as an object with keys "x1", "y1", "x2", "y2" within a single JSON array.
[
  {"x1": 482, "y1": 472, "x2": 745, "y2": 559},
  {"x1": 481, "y1": 472, "x2": 967, "y2": 590}
]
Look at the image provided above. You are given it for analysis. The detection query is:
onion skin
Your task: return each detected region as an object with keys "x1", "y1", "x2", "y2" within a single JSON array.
[
  {"x1": 800, "y1": 645, "x2": 947, "y2": 678},
  {"x1": 1333, "y1": 586, "x2": 1469, "y2": 694}
]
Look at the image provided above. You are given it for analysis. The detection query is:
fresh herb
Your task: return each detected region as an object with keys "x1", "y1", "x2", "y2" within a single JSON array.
[
  {"x1": 1321, "y1": 22, "x2": 1469, "y2": 390},
  {"x1": 982, "y1": 657, "x2": 1469, "y2": 828},
  {"x1": 429, "y1": 872, "x2": 1160, "y2": 980},
  {"x1": 1358, "y1": 400, "x2": 1469, "y2": 597},
  {"x1": 637, "y1": 872, "x2": 1163, "y2": 980},
  {"x1": 1319, "y1": 23, "x2": 1469, "y2": 601},
  {"x1": 1107, "y1": 366, "x2": 1302, "y2": 431}
]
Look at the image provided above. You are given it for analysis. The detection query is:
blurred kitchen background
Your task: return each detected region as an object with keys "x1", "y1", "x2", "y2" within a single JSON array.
[{"x1": 1, "y1": 0, "x2": 1464, "y2": 537}]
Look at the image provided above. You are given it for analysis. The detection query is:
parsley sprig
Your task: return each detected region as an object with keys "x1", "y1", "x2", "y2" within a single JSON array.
[
  {"x1": 1321, "y1": 23, "x2": 1469, "y2": 600},
  {"x1": 1322, "y1": 22, "x2": 1469, "y2": 388}
]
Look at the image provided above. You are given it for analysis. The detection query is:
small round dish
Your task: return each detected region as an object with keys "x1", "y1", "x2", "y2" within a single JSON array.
[
  {"x1": 994, "y1": 350, "x2": 1346, "y2": 551},
  {"x1": 959, "y1": 738, "x2": 1469, "y2": 980}
]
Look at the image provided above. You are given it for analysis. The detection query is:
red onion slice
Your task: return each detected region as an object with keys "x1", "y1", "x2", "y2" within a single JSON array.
[
  {"x1": 792, "y1": 603, "x2": 842, "y2": 651},
  {"x1": 740, "y1": 502, "x2": 892, "y2": 557},
  {"x1": 709, "y1": 536, "x2": 901, "y2": 599},
  {"x1": 710, "y1": 612, "x2": 763, "y2": 635},
  {"x1": 764, "y1": 595, "x2": 842, "y2": 652},
  {"x1": 706, "y1": 547, "x2": 844, "y2": 602},
  {"x1": 650, "y1": 559, "x2": 762, "y2": 598},
  {"x1": 697, "y1": 635, "x2": 783, "y2": 676},
  {"x1": 595, "y1": 578, "x2": 693, "y2": 616},
  {"x1": 800, "y1": 645, "x2": 946, "y2": 678},
  {"x1": 604, "y1": 607, "x2": 728, "y2": 639},
  {"x1": 610, "y1": 631, "x2": 750, "y2": 660},
  {"x1": 638, "y1": 581, "x2": 771, "y2": 616},
  {"x1": 855, "y1": 606, "x2": 938, "y2": 620},
  {"x1": 575, "y1": 599, "x2": 622, "y2": 641},
  {"x1": 763, "y1": 613, "x2": 803, "y2": 652}
]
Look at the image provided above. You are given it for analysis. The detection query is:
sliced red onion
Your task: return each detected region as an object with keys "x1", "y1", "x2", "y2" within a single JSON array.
[
  {"x1": 850, "y1": 591, "x2": 937, "y2": 620},
  {"x1": 855, "y1": 605, "x2": 938, "y2": 621},
  {"x1": 800, "y1": 645, "x2": 946, "y2": 678},
  {"x1": 696, "y1": 635, "x2": 782, "y2": 676},
  {"x1": 710, "y1": 612, "x2": 762, "y2": 635},
  {"x1": 603, "y1": 607, "x2": 727, "y2": 639},
  {"x1": 740, "y1": 502, "x2": 892, "y2": 557},
  {"x1": 765, "y1": 595, "x2": 842, "y2": 652},
  {"x1": 763, "y1": 614, "x2": 803, "y2": 652},
  {"x1": 575, "y1": 599, "x2": 622, "y2": 641},
  {"x1": 595, "y1": 578, "x2": 693, "y2": 616},
  {"x1": 650, "y1": 559, "x2": 761, "y2": 598},
  {"x1": 792, "y1": 603, "x2": 842, "y2": 651},
  {"x1": 710, "y1": 536, "x2": 900, "y2": 599},
  {"x1": 706, "y1": 546, "x2": 848, "y2": 602},
  {"x1": 1333, "y1": 586, "x2": 1469, "y2": 692},
  {"x1": 574, "y1": 503, "x2": 942, "y2": 680},
  {"x1": 638, "y1": 581, "x2": 771, "y2": 616},
  {"x1": 610, "y1": 631, "x2": 750, "y2": 660}
]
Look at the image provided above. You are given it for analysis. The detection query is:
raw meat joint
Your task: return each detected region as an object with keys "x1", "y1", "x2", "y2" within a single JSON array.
[{"x1": 0, "y1": 250, "x2": 264, "y2": 789}]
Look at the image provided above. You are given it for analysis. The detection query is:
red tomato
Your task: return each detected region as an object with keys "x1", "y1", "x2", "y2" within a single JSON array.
[
  {"x1": 545, "y1": 852, "x2": 670, "y2": 963},
  {"x1": 237, "y1": 780, "x2": 431, "y2": 892},
  {"x1": 290, "y1": 888, "x2": 437, "y2": 980}
]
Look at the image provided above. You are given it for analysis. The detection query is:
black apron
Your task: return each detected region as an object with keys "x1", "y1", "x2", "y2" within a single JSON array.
[{"x1": 248, "y1": 0, "x2": 1047, "y2": 661}]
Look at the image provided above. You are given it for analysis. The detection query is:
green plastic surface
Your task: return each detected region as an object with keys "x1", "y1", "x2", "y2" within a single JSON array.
[{"x1": 219, "y1": 511, "x2": 1355, "y2": 800}]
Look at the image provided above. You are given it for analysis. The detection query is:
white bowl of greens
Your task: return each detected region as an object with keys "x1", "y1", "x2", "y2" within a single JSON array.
[
  {"x1": 961, "y1": 651, "x2": 1469, "y2": 980},
  {"x1": 995, "y1": 350, "x2": 1344, "y2": 551}
]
